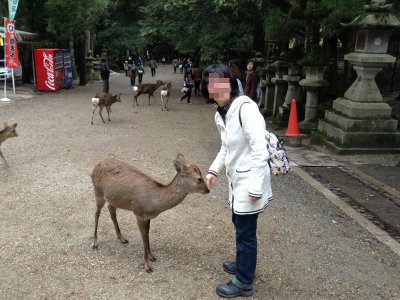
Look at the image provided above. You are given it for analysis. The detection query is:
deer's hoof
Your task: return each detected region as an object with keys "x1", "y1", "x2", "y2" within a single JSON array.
[
  {"x1": 120, "y1": 239, "x2": 129, "y2": 244},
  {"x1": 145, "y1": 267, "x2": 153, "y2": 273},
  {"x1": 92, "y1": 244, "x2": 99, "y2": 250}
]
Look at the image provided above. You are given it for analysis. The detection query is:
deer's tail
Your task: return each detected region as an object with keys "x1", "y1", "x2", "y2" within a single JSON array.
[{"x1": 92, "y1": 98, "x2": 100, "y2": 106}]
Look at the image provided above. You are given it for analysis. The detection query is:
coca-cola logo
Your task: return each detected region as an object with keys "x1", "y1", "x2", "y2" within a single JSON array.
[{"x1": 42, "y1": 53, "x2": 55, "y2": 90}]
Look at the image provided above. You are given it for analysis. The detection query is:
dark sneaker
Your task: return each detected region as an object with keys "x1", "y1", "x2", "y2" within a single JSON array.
[
  {"x1": 223, "y1": 261, "x2": 236, "y2": 275},
  {"x1": 216, "y1": 280, "x2": 253, "y2": 298}
]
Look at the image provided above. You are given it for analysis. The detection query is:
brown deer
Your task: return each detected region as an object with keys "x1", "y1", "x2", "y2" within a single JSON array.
[
  {"x1": 90, "y1": 153, "x2": 210, "y2": 273},
  {"x1": 160, "y1": 81, "x2": 172, "y2": 111},
  {"x1": 91, "y1": 92, "x2": 121, "y2": 125},
  {"x1": 133, "y1": 80, "x2": 164, "y2": 106},
  {"x1": 0, "y1": 122, "x2": 18, "y2": 167}
]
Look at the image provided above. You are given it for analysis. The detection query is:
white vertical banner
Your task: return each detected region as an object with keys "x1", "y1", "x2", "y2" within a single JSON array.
[{"x1": 8, "y1": 0, "x2": 19, "y2": 21}]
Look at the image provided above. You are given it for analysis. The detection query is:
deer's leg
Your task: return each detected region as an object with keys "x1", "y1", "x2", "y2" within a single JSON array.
[
  {"x1": 98, "y1": 106, "x2": 106, "y2": 123},
  {"x1": 91, "y1": 106, "x2": 97, "y2": 125},
  {"x1": 134, "y1": 93, "x2": 140, "y2": 106},
  {"x1": 108, "y1": 204, "x2": 129, "y2": 244},
  {"x1": 0, "y1": 150, "x2": 9, "y2": 168},
  {"x1": 92, "y1": 188, "x2": 106, "y2": 249},
  {"x1": 106, "y1": 105, "x2": 111, "y2": 121},
  {"x1": 136, "y1": 216, "x2": 155, "y2": 273}
]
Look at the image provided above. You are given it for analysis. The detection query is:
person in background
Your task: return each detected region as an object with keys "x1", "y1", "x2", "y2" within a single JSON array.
[
  {"x1": 172, "y1": 58, "x2": 179, "y2": 74},
  {"x1": 99, "y1": 58, "x2": 110, "y2": 93},
  {"x1": 192, "y1": 68, "x2": 202, "y2": 96},
  {"x1": 179, "y1": 59, "x2": 184, "y2": 74},
  {"x1": 201, "y1": 64, "x2": 272, "y2": 298},
  {"x1": 123, "y1": 60, "x2": 129, "y2": 76},
  {"x1": 229, "y1": 63, "x2": 244, "y2": 96},
  {"x1": 127, "y1": 57, "x2": 134, "y2": 70},
  {"x1": 244, "y1": 60, "x2": 260, "y2": 104},
  {"x1": 180, "y1": 71, "x2": 193, "y2": 104},
  {"x1": 182, "y1": 58, "x2": 188, "y2": 74},
  {"x1": 187, "y1": 58, "x2": 193, "y2": 73},
  {"x1": 136, "y1": 56, "x2": 144, "y2": 67},
  {"x1": 149, "y1": 58, "x2": 157, "y2": 77},
  {"x1": 129, "y1": 62, "x2": 137, "y2": 86},
  {"x1": 136, "y1": 64, "x2": 145, "y2": 84}
]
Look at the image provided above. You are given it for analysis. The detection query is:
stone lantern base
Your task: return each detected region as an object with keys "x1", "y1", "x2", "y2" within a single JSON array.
[
  {"x1": 318, "y1": 52, "x2": 400, "y2": 154},
  {"x1": 318, "y1": 102, "x2": 400, "y2": 154}
]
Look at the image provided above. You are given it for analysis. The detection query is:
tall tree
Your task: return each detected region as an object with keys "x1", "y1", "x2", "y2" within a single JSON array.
[{"x1": 45, "y1": 0, "x2": 108, "y2": 85}]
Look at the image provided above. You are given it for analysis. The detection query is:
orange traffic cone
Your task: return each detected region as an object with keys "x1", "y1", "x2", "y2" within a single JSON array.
[{"x1": 285, "y1": 99, "x2": 301, "y2": 137}]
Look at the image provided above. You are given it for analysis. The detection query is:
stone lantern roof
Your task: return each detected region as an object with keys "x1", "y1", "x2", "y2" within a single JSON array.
[{"x1": 342, "y1": 0, "x2": 400, "y2": 28}]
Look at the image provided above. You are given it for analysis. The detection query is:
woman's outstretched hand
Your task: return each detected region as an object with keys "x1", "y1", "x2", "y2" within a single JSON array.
[{"x1": 206, "y1": 174, "x2": 217, "y2": 189}]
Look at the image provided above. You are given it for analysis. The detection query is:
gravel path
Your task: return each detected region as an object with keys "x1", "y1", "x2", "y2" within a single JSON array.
[{"x1": 0, "y1": 65, "x2": 399, "y2": 299}]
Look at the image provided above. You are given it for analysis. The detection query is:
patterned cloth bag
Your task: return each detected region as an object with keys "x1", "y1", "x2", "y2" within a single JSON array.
[
  {"x1": 265, "y1": 130, "x2": 290, "y2": 175},
  {"x1": 239, "y1": 102, "x2": 290, "y2": 175}
]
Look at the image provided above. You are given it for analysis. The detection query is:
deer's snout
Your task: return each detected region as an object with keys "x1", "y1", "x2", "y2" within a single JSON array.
[{"x1": 203, "y1": 186, "x2": 210, "y2": 194}]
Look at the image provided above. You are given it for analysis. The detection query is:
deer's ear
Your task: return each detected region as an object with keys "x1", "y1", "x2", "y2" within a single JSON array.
[
  {"x1": 176, "y1": 153, "x2": 187, "y2": 164},
  {"x1": 173, "y1": 159, "x2": 184, "y2": 172},
  {"x1": 174, "y1": 154, "x2": 189, "y2": 173}
]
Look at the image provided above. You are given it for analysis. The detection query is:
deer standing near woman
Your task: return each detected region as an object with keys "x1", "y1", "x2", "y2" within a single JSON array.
[{"x1": 90, "y1": 153, "x2": 209, "y2": 272}]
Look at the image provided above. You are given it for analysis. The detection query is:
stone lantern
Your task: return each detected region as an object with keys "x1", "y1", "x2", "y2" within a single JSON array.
[
  {"x1": 260, "y1": 62, "x2": 276, "y2": 116},
  {"x1": 318, "y1": 0, "x2": 400, "y2": 153},
  {"x1": 298, "y1": 47, "x2": 329, "y2": 132},
  {"x1": 271, "y1": 53, "x2": 288, "y2": 117}
]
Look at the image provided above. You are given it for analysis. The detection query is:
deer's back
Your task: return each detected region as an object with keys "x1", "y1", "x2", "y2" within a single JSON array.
[
  {"x1": 95, "y1": 92, "x2": 110, "y2": 99},
  {"x1": 91, "y1": 159, "x2": 165, "y2": 212}
]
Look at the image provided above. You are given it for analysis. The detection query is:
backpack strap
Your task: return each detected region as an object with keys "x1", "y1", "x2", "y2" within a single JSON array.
[{"x1": 238, "y1": 101, "x2": 251, "y2": 127}]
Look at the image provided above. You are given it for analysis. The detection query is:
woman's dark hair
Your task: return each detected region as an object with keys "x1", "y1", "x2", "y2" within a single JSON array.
[
  {"x1": 248, "y1": 60, "x2": 258, "y2": 71},
  {"x1": 201, "y1": 64, "x2": 239, "y2": 101}
]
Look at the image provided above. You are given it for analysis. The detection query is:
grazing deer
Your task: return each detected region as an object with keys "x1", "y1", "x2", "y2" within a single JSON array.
[
  {"x1": 91, "y1": 92, "x2": 121, "y2": 125},
  {"x1": 90, "y1": 153, "x2": 210, "y2": 273},
  {"x1": 0, "y1": 122, "x2": 18, "y2": 167},
  {"x1": 160, "y1": 81, "x2": 172, "y2": 111},
  {"x1": 133, "y1": 80, "x2": 164, "y2": 106}
]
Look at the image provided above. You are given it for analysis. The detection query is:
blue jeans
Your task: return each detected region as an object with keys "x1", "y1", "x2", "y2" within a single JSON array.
[{"x1": 232, "y1": 212, "x2": 258, "y2": 285}]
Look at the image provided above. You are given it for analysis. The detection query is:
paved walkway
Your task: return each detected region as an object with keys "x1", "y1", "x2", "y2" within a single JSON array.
[
  {"x1": 2, "y1": 80, "x2": 400, "y2": 252},
  {"x1": 1, "y1": 68, "x2": 399, "y2": 299}
]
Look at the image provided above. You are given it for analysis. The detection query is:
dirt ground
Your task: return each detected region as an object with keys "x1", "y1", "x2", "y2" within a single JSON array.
[{"x1": 0, "y1": 65, "x2": 399, "y2": 299}]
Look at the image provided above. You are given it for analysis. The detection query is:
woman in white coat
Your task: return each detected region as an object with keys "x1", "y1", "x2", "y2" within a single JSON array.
[{"x1": 202, "y1": 64, "x2": 272, "y2": 298}]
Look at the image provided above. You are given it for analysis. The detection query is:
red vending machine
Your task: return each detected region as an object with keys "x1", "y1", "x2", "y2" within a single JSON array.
[{"x1": 34, "y1": 49, "x2": 64, "y2": 92}]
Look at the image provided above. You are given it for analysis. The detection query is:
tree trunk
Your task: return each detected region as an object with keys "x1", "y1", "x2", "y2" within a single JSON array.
[
  {"x1": 253, "y1": 18, "x2": 265, "y2": 53},
  {"x1": 74, "y1": 37, "x2": 87, "y2": 86}
]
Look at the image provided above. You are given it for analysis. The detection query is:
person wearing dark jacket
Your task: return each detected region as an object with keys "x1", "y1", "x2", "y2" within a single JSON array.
[
  {"x1": 244, "y1": 61, "x2": 260, "y2": 104},
  {"x1": 99, "y1": 58, "x2": 110, "y2": 93},
  {"x1": 180, "y1": 71, "x2": 193, "y2": 104}
]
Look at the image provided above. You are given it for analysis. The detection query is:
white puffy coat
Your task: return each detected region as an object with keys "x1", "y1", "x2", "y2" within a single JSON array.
[{"x1": 208, "y1": 96, "x2": 273, "y2": 215}]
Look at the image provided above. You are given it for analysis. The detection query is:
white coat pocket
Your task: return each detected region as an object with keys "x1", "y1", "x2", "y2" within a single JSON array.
[{"x1": 232, "y1": 168, "x2": 251, "y2": 207}]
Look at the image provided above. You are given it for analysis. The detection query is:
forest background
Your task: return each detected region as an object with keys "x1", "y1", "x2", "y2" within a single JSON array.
[{"x1": 1, "y1": 0, "x2": 400, "y2": 94}]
